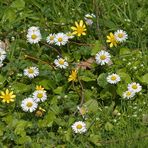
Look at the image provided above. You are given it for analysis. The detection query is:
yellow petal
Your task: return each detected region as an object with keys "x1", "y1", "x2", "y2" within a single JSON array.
[
  {"x1": 6, "y1": 89, "x2": 9, "y2": 94},
  {"x1": 73, "y1": 31, "x2": 78, "y2": 35},
  {"x1": 82, "y1": 32, "x2": 86, "y2": 35},
  {"x1": 78, "y1": 33, "x2": 81, "y2": 36},
  {"x1": 71, "y1": 27, "x2": 77, "y2": 30},
  {"x1": 1, "y1": 91, "x2": 5, "y2": 96},
  {"x1": 110, "y1": 43, "x2": 113, "y2": 48},
  {"x1": 11, "y1": 95, "x2": 16, "y2": 99},
  {"x1": 79, "y1": 20, "x2": 83, "y2": 27},
  {"x1": 75, "y1": 21, "x2": 79, "y2": 27}
]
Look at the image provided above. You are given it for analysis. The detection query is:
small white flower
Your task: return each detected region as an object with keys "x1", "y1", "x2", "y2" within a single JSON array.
[
  {"x1": 107, "y1": 73, "x2": 120, "y2": 84},
  {"x1": 27, "y1": 31, "x2": 42, "y2": 44},
  {"x1": 0, "y1": 48, "x2": 6, "y2": 62},
  {"x1": 46, "y1": 33, "x2": 55, "y2": 44},
  {"x1": 114, "y1": 30, "x2": 128, "y2": 42},
  {"x1": 21, "y1": 98, "x2": 38, "y2": 112},
  {"x1": 71, "y1": 121, "x2": 87, "y2": 134},
  {"x1": 95, "y1": 50, "x2": 111, "y2": 65},
  {"x1": 28, "y1": 26, "x2": 40, "y2": 33},
  {"x1": 128, "y1": 82, "x2": 142, "y2": 93},
  {"x1": 123, "y1": 90, "x2": 135, "y2": 99},
  {"x1": 66, "y1": 32, "x2": 74, "y2": 39},
  {"x1": 54, "y1": 33, "x2": 68, "y2": 46},
  {"x1": 33, "y1": 90, "x2": 47, "y2": 102},
  {"x1": 24, "y1": 66, "x2": 39, "y2": 78},
  {"x1": 54, "y1": 57, "x2": 68, "y2": 69}
]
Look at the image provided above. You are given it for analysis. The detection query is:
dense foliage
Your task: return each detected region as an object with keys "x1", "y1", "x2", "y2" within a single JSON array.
[{"x1": 0, "y1": 0, "x2": 147, "y2": 147}]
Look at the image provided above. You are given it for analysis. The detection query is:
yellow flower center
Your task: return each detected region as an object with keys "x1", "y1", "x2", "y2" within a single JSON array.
[
  {"x1": 37, "y1": 93, "x2": 43, "y2": 99},
  {"x1": 132, "y1": 85, "x2": 137, "y2": 89},
  {"x1": 31, "y1": 34, "x2": 37, "y2": 39},
  {"x1": 76, "y1": 124, "x2": 82, "y2": 129},
  {"x1": 26, "y1": 102, "x2": 33, "y2": 107},
  {"x1": 59, "y1": 59, "x2": 64, "y2": 65},
  {"x1": 77, "y1": 26, "x2": 84, "y2": 34},
  {"x1": 4, "y1": 94, "x2": 11, "y2": 101},
  {"x1": 50, "y1": 36, "x2": 54, "y2": 40},
  {"x1": 126, "y1": 91, "x2": 131, "y2": 96},
  {"x1": 111, "y1": 76, "x2": 117, "y2": 81},
  {"x1": 118, "y1": 33, "x2": 123, "y2": 38},
  {"x1": 100, "y1": 55, "x2": 106, "y2": 60},
  {"x1": 28, "y1": 68, "x2": 34, "y2": 74},
  {"x1": 58, "y1": 37, "x2": 63, "y2": 42}
]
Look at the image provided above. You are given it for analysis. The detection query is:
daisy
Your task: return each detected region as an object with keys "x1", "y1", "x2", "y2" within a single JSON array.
[
  {"x1": 33, "y1": 90, "x2": 47, "y2": 102},
  {"x1": 54, "y1": 33, "x2": 68, "y2": 46},
  {"x1": 107, "y1": 73, "x2": 120, "y2": 84},
  {"x1": 71, "y1": 121, "x2": 87, "y2": 134},
  {"x1": 66, "y1": 32, "x2": 74, "y2": 39},
  {"x1": 95, "y1": 50, "x2": 111, "y2": 65},
  {"x1": 27, "y1": 31, "x2": 42, "y2": 44},
  {"x1": 0, "y1": 48, "x2": 6, "y2": 62},
  {"x1": 27, "y1": 26, "x2": 40, "y2": 33},
  {"x1": 46, "y1": 33, "x2": 55, "y2": 44},
  {"x1": 0, "y1": 89, "x2": 16, "y2": 103},
  {"x1": 21, "y1": 98, "x2": 38, "y2": 112},
  {"x1": 54, "y1": 57, "x2": 68, "y2": 69},
  {"x1": 24, "y1": 66, "x2": 39, "y2": 78},
  {"x1": 128, "y1": 82, "x2": 142, "y2": 93},
  {"x1": 123, "y1": 90, "x2": 135, "y2": 99},
  {"x1": 84, "y1": 14, "x2": 95, "y2": 26},
  {"x1": 68, "y1": 69, "x2": 77, "y2": 82},
  {"x1": 71, "y1": 20, "x2": 86, "y2": 36},
  {"x1": 106, "y1": 32, "x2": 118, "y2": 48},
  {"x1": 114, "y1": 30, "x2": 128, "y2": 42}
]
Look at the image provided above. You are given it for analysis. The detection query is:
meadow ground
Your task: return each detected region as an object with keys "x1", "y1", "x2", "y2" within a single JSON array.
[{"x1": 0, "y1": 0, "x2": 147, "y2": 147}]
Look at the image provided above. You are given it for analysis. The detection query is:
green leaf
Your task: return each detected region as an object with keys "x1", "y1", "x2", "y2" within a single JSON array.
[
  {"x1": 97, "y1": 73, "x2": 108, "y2": 88},
  {"x1": 84, "y1": 99, "x2": 98, "y2": 113},
  {"x1": 53, "y1": 86, "x2": 63, "y2": 94},
  {"x1": 0, "y1": 75, "x2": 6, "y2": 88},
  {"x1": 89, "y1": 134, "x2": 101, "y2": 146},
  {"x1": 80, "y1": 76, "x2": 96, "y2": 82},
  {"x1": 11, "y1": 0, "x2": 25, "y2": 10},
  {"x1": 117, "y1": 83, "x2": 127, "y2": 96},
  {"x1": 91, "y1": 40, "x2": 103, "y2": 56},
  {"x1": 105, "y1": 122, "x2": 113, "y2": 131},
  {"x1": 117, "y1": 72, "x2": 131, "y2": 83},
  {"x1": 141, "y1": 73, "x2": 148, "y2": 84},
  {"x1": 17, "y1": 136, "x2": 32, "y2": 144},
  {"x1": 119, "y1": 48, "x2": 131, "y2": 55},
  {"x1": 12, "y1": 82, "x2": 31, "y2": 93}
]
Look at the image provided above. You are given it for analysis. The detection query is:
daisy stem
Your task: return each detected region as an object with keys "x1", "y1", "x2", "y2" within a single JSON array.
[{"x1": 24, "y1": 54, "x2": 55, "y2": 69}]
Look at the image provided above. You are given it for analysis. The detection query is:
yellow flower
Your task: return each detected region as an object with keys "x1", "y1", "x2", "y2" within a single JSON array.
[
  {"x1": 106, "y1": 32, "x2": 118, "y2": 48},
  {"x1": 71, "y1": 20, "x2": 86, "y2": 36},
  {"x1": 36, "y1": 85, "x2": 44, "y2": 91},
  {"x1": 0, "y1": 89, "x2": 16, "y2": 103},
  {"x1": 68, "y1": 70, "x2": 77, "y2": 82}
]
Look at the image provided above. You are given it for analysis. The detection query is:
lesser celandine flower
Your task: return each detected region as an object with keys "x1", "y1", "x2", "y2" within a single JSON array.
[
  {"x1": 107, "y1": 73, "x2": 121, "y2": 84},
  {"x1": 68, "y1": 69, "x2": 77, "y2": 82},
  {"x1": 71, "y1": 20, "x2": 86, "y2": 36},
  {"x1": 21, "y1": 98, "x2": 38, "y2": 112},
  {"x1": 128, "y1": 82, "x2": 142, "y2": 93},
  {"x1": 114, "y1": 30, "x2": 128, "y2": 42},
  {"x1": 95, "y1": 50, "x2": 111, "y2": 65},
  {"x1": 71, "y1": 121, "x2": 87, "y2": 134},
  {"x1": 106, "y1": 32, "x2": 118, "y2": 47},
  {"x1": 24, "y1": 66, "x2": 39, "y2": 78},
  {"x1": 36, "y1": 85, "x2": 44, "y2": 91},
  {"x1": 0, "y1": 89, "x2": 16, "y2": 103},
  {"x1": 54, "y1": 57, "x2": 69, "y2": 69}
]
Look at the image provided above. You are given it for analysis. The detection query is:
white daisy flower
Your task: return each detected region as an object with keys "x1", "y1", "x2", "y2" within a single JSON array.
[
  {"x1": 66, "y1": 32, "x2": 74, "y2": 39},
  {"x1": 27, "y1": 31, "x2": 42, "y2": 44},
  {"x1": 95, "y1": 50, "x2": 111, "y2": 65},
  {"x1": 46, "y1": 33, "x2": 55, "y2": 44},
  {"x1": 24, "y1": 66, "x2": 39, "y2": 78},
  {"x1": 0, "y1": 48, "x2": 6, "y2": 62},
  {"x1": 33, "y1": 90, "x2": 47, "y2": 102},
  {"x1": 114, "y1": 30, "x2": 128, "y2": 42},
  {"x1": 54, "y1": 33, "x2": 68, "y2": 46},
  {"x1": 128, "y1": 82, "x2": 142, "y2": 93},
  {"x1": 27, "y1": 26, "x2": 40, "y2": 33},
  {"x1": 21, "y1": 98, "x2": 38, "y2": 112},
  {"x1": 84, "y1": 14, "x2": 95, "y2": 25},
  {"x1": 107, "y1": 73, "x2": 120, "y2": 84},
  {"x1": 54, "y1": 57, "x2": 68, "y2": 69},
  {"x1": 123, "y1": 90, "x2": 135, "y2": 99},
  {"x1": 72, "y1": 121, "x2": 87, "y2": 134}
]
